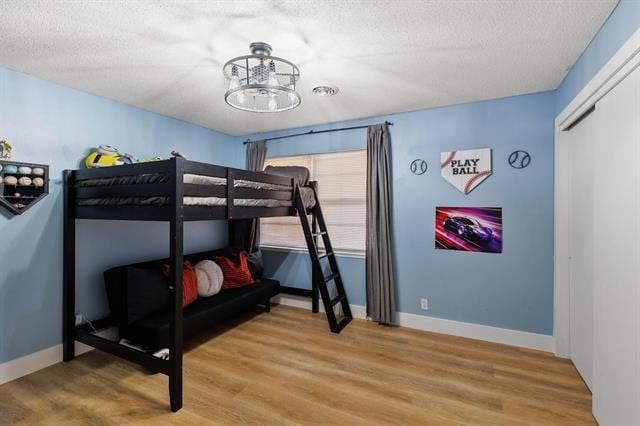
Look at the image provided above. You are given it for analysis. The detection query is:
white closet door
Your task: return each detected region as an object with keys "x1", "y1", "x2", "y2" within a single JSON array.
[
  {"x1": 567, "y1": 109, "x2": 596, "y2": 389},
  {"x1": 592, "y1": 65, "x2": 640, "y2": 425}
]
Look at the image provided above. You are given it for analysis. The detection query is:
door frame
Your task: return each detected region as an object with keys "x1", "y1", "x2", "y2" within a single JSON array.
[{"x1": 554, "y1": 27, "x2": 640, "y2": 357}]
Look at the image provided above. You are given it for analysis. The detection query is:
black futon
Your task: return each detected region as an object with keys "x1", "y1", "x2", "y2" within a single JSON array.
[{"x1": 103, "y1": 249, "x2": 280, "y2": 349}]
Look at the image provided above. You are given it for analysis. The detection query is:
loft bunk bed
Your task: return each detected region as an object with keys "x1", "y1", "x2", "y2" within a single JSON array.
[{"x1": 62, "y1": 157, "x2": 352, "y2": 412}]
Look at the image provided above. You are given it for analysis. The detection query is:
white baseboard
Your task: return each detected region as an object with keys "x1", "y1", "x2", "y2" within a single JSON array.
[
  {"x1": 274, "y1": 295, "x2": 555, "y2": 353},
  {"x1": 0, "y1": 327, "x2": 117, "y2": 386},
  {"x1": 0, "y1": 341, "x2": 93, "y2": 385}
]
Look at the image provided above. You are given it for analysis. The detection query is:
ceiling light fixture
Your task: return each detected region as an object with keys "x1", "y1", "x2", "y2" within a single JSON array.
[
  {"x1": 223, "y1": 42, "x2": 301, "y2": 113},
  {"x1": 312, "y1": 85, "x2": 339, "y2": 96}
]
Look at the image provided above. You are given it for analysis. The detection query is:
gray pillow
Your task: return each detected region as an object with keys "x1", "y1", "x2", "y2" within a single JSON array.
[{"x1": 264, "y1": 165, "x2": 310, "y2": 186}]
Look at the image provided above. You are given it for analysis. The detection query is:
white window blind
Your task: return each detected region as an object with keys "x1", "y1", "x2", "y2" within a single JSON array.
[{"x1": 261, "y1": 150, "x2": 367, "y2": 256}]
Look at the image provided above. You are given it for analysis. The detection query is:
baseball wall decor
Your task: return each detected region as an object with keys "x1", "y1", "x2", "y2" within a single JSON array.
[
  {"x1": 435, "y1": 206, "x2": 503, "y2": 253},
  {"x1": 410, "y1": 159, "x2": 428, "y2": 175},
  {"x1": 440, "y1": 148, "x2": 492, "y2": 194},
  {"x1": 0, "y1": 160, "x2": 49, "y2": 215},
  {"x1": 508, "y1": 150, "x2": 531, "y2": 169}
]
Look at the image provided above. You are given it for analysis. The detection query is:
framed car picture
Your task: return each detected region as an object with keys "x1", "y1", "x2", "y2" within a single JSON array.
[{"x1": 435, "y1": 207, "x2": 502, "y2": 253}]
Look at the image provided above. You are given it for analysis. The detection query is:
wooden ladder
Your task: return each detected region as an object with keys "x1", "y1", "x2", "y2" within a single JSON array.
[{"x1": 295, "y1": 183, "x2": 353, "y2": 333}]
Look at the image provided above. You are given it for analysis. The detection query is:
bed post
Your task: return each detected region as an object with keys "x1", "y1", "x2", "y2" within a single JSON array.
[
  {"x1": 63, "y1": 170, "x2": 76, "y2": 362},
  {"x1": 169, "y1": 157, "x2": 184, "y2": 412}
]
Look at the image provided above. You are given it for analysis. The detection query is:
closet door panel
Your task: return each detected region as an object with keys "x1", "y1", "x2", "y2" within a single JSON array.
[
  {"x1": 567, "y1": 111, "x2": 596, "y2": 389},
  {"x1": 592, "y1": 65, "x2": 640, "y2": 425}
]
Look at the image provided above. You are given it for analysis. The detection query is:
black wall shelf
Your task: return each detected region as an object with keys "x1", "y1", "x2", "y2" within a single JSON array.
[{"x1": 0, "y1": 160, "x2": 49, "y2": 215}]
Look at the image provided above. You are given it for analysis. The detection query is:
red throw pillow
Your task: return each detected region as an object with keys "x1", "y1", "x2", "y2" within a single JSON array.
[
  {"x1": 162, "y1": 261, "x2": 198, "y2": 308},
  {"x1": 214, "y1": 251, "x2": 256, "y2": 289}
]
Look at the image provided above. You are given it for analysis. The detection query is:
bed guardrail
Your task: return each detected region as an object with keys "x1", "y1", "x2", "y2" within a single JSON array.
[{"x1": 70, "y1": 158, "x2": 297, "y2": 221}]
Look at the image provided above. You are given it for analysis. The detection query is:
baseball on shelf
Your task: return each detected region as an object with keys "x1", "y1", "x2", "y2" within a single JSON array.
[
  {"x1": 3, "y1": 175, "x2": 18, "y2": 185},
  {"x1": 18, "y1": 177, "x2": 32, "y2": 186}
]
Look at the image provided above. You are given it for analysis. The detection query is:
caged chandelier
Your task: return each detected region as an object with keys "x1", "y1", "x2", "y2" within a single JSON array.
[{"x1": 223, "y1": 42, "x2": 301, "y2": 113}]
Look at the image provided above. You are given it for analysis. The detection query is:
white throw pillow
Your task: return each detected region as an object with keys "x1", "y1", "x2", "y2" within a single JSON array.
[{"x1": 194, "y1": 260, "x2": 223, "y2": 297}]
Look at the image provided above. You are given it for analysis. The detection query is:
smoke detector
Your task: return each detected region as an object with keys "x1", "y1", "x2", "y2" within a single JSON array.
[{"x1": 312, "y1": 85, "x2": 339, "y2": 96}]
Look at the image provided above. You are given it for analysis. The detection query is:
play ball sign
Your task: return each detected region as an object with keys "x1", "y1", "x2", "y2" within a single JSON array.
[{"x1": 440, "y1": 148, "x2": 492, "y2": 195}]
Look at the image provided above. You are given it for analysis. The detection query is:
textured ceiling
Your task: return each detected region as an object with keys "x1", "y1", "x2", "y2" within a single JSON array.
[{"x1": 0, "y1": 0, "x2": 617, "y2": 135}]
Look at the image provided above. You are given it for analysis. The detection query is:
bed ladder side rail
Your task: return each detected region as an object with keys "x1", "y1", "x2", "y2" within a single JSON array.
[{"x1": 295, "y1": 183, "x2": 352, "y2": 333}]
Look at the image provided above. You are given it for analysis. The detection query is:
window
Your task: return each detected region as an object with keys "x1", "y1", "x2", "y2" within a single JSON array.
[{"x1": 261, "y1": 150, "x2": 366, "y2": 256}]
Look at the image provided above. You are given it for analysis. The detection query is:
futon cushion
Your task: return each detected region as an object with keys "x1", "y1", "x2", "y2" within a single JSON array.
[
  {"x1": 104, "y1": 249, "x2": 281, "y2": 344},
  {"x1": 126, "y1": 267, "x2": 169, "y2": 325},
  {"x1": 214, "y1": 251, "x2": 256, "y2": 289},
  {"x1": 123, "y1": 278, "x2": 281, "y2": 349},
  {"x1": 162, "y1": 261, "x2": 198, "y2": 308}
]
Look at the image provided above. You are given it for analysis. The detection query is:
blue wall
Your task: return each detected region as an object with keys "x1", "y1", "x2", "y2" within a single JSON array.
[
  {"x1": 250, "y1": 91, "x2": 556, "y2": 335},
  {"x1": 0, "y1": 67, "x2": 240, "y2": 363},
  {"x1": 556, "y1": 0, "x2": 640, "y2": 112},
  {"x1": 4, "y1": 0, "x2": 640, "y2": 364}
]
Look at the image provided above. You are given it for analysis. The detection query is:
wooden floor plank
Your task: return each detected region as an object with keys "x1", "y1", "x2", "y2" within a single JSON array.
[{"x1": 0, "y1": 305, "x2": 595, "y2": 425}]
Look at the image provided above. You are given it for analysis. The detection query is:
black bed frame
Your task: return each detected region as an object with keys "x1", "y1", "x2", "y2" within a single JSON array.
[
  {"x1": 63, "y1": 157, "x2": 301, "y2": 411},
  {"x1": 62, "y1": 157, "x2": 352, "y2": 412}
]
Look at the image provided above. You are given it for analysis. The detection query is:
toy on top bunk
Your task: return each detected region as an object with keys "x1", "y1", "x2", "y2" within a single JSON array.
[
  {"x1": 83, "y1": 145, "x2": 187, "y2": 168},
  {"x1": 84, "y1": 145, "x2": 136, "y2": 168},
  {"x1": 0, "y1": 140, "x2": 12, "y2": 160}
]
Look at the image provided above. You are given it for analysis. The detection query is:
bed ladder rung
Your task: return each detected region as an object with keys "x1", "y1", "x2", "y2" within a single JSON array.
[
  {"x1": 317, "y1": 251, "x2": 333, "y2": 260},
  {"x1": 295, "y1": 184, "x2": 352, "y2": 334}
]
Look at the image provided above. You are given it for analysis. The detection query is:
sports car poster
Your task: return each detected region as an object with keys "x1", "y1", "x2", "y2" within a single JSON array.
[
  {"x1": 435, "y1": 207, "x2": 502, "y2": 253},
  {"x1": 440, "y1": 148, "x2": 492, "y2": 194}
]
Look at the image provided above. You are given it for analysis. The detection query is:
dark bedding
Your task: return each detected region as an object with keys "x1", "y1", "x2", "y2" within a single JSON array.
[
  {"x1": 77, "y1": 173, "x2": 169, "y2": 187},
  {"x1": 75, "y1": 166, "x2": 316, "y2": 209}
]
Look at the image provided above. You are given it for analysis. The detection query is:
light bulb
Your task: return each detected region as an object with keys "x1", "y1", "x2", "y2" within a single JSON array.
[
  {"x1": 268, "y1": 61, "x2": 278, "y2": 86},
  {"x1": 268, "y1": 97, "x2": 277, "y2": 111},
  {"x1": 287, "y1": 76, "x2": 297, "y2": 104},
  {"x1": 236, "y1": 91, "x2": 246, "y2": 103},
  {"x1": 228, "y1": 75, "x2": 239, "y2": 91},
  {"x1": 229, "y1": 64, "x2": 240, "y2": 90}
]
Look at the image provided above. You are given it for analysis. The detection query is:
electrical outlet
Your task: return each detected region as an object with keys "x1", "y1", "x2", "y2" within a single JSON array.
[
  {"x1": 75, "y1": 314, "x2": 84, "y2": 326},
  {"x1": 420, "y1": 298, "x2": 429, "y2": 310}
]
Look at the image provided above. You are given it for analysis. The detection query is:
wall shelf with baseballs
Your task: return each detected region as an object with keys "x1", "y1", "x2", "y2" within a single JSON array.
[{"x1": 0, "y1": 160, "x2": 49, "y2": 215}]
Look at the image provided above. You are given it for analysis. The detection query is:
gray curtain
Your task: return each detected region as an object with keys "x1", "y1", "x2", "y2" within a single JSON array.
[
  {"x1": 366, "y1": 123, "x2": 396, "y2": 325},
  {"x1": 245, "y1": 140, "x2": 267, "y2": 251}
]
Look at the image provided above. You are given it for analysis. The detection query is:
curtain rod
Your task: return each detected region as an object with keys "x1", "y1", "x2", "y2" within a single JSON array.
[{"x1": 243, "y1": 121, "x2": 394, "y2": 145}]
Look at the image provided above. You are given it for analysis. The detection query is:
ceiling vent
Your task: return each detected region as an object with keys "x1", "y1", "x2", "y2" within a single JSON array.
[{"x1": 312, "y1": 86, "x2": 339, "y2": 96}]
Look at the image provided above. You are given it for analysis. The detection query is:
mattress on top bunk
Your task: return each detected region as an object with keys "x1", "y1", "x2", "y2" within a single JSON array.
[
  {"x1": 76, "y1": 173, "x2": 292, "y2": 191},
  {"x1": 75, "y1": 187, "x2": 316, "y2": 208},
  {"x1": 74, "y1": 168, "x2": 316, "y2": 209}
]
